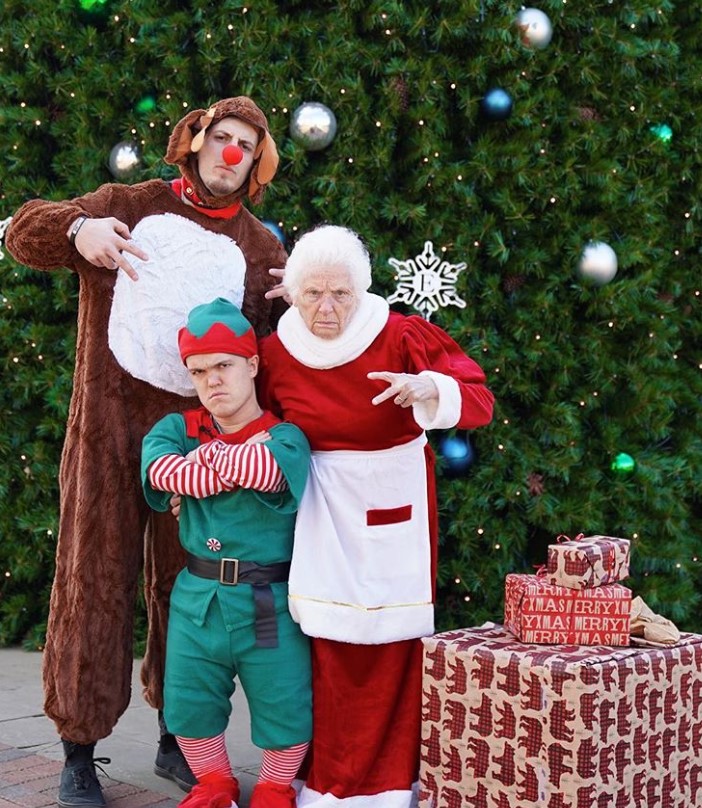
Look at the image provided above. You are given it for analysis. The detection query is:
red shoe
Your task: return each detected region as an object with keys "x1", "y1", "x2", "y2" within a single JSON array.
[
  {"x1": 249, "y1": 781, "x2": 297, "y2": 808},
  {"x1": 177, "y1": 775, "x2": 241, "y2": 808}
]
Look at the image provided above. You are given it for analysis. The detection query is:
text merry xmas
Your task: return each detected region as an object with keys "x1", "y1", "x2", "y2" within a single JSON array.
[
  {"x1": 524, "y1": 596, "x2": 629, "y2": 616},
  {"x1": 520, "y1": 594, "x2": 630, "y2": 643},
  {"x1": 521, "y1": 629, "x2": 630, "y2": 644},
  {"x1": 520, "y1": 613, "x2": 629, "y2": 631}
]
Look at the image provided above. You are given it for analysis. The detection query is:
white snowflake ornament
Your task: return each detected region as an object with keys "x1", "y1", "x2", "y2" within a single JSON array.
[
  {"x1": 387, "y1": 241, "x2": 467, "y2": 320},
  {"x1": 0, "y1": 216, "x2": 13, "y2": 260}
]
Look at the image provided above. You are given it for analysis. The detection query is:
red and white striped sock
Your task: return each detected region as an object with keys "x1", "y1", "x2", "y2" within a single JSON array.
[
  {"x1": 258, "y1": 742, "x2": 309, "y2": 786},
  {"x1": 176, "y1": 732, "x2": 232, "y2": 780}
]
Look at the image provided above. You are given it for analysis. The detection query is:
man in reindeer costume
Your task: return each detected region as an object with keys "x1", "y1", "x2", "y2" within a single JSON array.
[{"x1": 6, "y1": 96, "x2": 287, "y2": 808}]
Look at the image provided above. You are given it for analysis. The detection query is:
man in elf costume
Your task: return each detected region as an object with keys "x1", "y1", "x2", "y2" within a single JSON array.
[
  {"x1": 5, "y1": 97, "x2": 287, "y2": 807},
  {"x1": 142, "y1": 298, "x2": 311, "y2": 808}
]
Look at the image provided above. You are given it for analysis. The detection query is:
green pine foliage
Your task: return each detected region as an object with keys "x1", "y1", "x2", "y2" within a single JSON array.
[{"x1": 1, "y1": 0, "x2": 700, "y2": 648}]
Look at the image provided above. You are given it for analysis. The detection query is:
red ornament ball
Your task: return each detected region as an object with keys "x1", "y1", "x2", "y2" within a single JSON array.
[{"x1": 222, "y1": 144, "x2": 244, "y2": 166}]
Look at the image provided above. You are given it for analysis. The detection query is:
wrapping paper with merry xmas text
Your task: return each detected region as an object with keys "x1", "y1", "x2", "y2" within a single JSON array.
[
  {"x1": 545, "y1": 534, "x2": 630, "y2": 590},
  {"x1": 504, "y1": 573, "x2": 631, "y2": 646}
]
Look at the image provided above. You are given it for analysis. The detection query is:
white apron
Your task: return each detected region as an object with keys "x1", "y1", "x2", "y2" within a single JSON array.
[{"x1": 288, "y1": 433, "x2": 434, "y2": 644}]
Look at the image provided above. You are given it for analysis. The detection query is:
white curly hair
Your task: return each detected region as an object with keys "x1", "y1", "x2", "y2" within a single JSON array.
[{"x1": 283, "y1": 225, "x2": 372, "y2": 301}]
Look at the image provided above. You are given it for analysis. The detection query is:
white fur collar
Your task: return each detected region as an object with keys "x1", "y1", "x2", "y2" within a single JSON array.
[{"x1": 276, "y1": 293, "x2": 390, "y2": 369}]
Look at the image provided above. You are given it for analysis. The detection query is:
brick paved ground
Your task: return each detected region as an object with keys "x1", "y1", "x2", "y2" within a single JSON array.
[{"x1": 0, "y1": 743, "x2": 179, "y2": 808}]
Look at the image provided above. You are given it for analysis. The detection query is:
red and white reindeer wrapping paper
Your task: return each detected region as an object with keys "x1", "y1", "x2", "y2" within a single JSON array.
[
  {"x1": 418, "y1": 623, "x2": 702, "y2": 808},
  {"x1": 546, "y1": 534, "x2": 630, "y2": 590},
  {"x1": 504, "y1": 573, "x2": 632, "y2": 646}
]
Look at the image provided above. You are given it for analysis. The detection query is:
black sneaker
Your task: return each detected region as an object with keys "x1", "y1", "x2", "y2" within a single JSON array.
[
  {"x1": 57, "y1": 741, "x2": 109, "y2": 808},
  {"x1": 154, "y1": 739, "x2": 197, "y2": 792},
  {"x1": 155, "y1": 713, "x2": 197, "y2": 794}
]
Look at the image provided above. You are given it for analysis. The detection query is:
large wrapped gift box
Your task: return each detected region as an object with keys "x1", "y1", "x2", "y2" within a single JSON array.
[
  {"x1": 546, "y1": 534, "x2": 630, "y2": 590},
  {"x1": 505, "y1": 573, "x2": 631, "y2": 646},
  {"x1": 418, "y1": 623, "x2": 702, "y2": 808}
]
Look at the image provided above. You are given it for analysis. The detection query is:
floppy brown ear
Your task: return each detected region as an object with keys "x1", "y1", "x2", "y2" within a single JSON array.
[
  {"x1": 248, "y1": 174, "x2": 263, "y2": 204},
  {"x1": 190, "y1": 106, "x2": 217, "y2": 153},
  {"x1": 255, "y1": 131, "x2": 279, "y2": 184},
  {"x1": 165, "y1": 108, "x2": 206, "y2": 165},
  {"x1": 164, "y1": 107, "x2": 216, "y2": 165}
]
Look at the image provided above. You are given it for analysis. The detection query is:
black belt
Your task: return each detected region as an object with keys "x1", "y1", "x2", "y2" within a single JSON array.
[
  {"x1": 186, "y1": 553, "x2": 291, "y2": 648},
  {"x1": 186, "y1": 553, "x2": 290, "y2": 585}
]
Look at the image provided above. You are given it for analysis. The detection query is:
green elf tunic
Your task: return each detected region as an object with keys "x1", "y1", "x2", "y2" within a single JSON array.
[{"x1": 141, "y1": 408, "x2": 312, "y2": 747}]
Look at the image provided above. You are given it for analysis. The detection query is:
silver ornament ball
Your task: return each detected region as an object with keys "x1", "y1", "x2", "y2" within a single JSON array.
[
  {"x1": 516, "y1": 7, "x2": 553, "y2": 50},
  {"x1": 108, "y1": 141, "x2": 141, "y2": 179},
  {"x1": 290, "y1": 102, "x2": 337, "y2": 151},
  {"x1": 577, "y1": 241, "x2": 618, "y2": 285}
]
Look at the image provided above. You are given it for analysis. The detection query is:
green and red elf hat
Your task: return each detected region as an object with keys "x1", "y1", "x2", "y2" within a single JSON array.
[{"x1": 178, "y1": 298, "x2": 258, "y2": 363}]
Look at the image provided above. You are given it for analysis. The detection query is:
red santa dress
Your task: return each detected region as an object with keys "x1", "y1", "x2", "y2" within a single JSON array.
[{"x1": 258, "y1": 294, "x2": 494, "y2": 808}]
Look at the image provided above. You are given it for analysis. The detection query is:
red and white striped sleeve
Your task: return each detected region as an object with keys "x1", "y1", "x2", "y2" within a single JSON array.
[
  {"x1": 193, "y1": 440, "x2": 288, "y2": 492},
  {"x1": 147, "y1": 454, "x2": 233, "y2": 498}
]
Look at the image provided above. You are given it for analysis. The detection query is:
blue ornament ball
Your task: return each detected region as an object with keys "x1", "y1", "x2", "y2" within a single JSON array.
[
  {"x1": 262, "y1": 220, "x2": 286, "y2": 246},
  {"x1": 480, "y1": 88, "x2": 514, "y2": 121},
  {"x1": 438, "y1": 434, "x2": 475, "y2": 477}
]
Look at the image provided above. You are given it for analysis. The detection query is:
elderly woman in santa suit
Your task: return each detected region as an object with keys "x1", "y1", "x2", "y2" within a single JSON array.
[{"x1": 258, "y1": 225, "x2": 494, "y2": 808}]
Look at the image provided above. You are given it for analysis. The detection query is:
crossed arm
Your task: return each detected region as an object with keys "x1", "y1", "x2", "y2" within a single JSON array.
[{"x1": 148, "y1": 433, "x2": 287, "y2": 499}]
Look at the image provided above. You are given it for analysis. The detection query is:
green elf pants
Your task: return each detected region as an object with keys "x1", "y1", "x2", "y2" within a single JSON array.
[{"x1": 164, "y1": 591, "x2": 312, "y2": 748}]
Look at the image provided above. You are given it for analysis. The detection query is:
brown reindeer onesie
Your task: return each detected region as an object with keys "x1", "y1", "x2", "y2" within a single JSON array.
[{"x1": 5, "y1": 98, "x2": 287, "y2": 755}]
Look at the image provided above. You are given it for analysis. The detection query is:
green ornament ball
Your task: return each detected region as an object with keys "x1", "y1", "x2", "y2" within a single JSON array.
[
  {"x1": 136, "y1": 96, "x2": 157, "y2": 115},
  {"x1": 611, "y1": 452, "x2": 636, "y2": 473},
  {"x1": 78, "y1": 0, "x2": 108, "y2": 10},
  {"x1": 649, "y1": 123, "x2": 673, "y2": 143}
]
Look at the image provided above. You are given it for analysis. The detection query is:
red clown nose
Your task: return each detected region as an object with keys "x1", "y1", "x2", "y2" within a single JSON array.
[{"x1": 222, "y1": 144, "x2": 244, "y2": 166}]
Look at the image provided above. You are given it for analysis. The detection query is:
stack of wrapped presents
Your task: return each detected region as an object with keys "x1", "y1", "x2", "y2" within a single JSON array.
[
  {"x1": 418, "y1": 534, "x2": 702, "y2": 808},
  {"x1": 504, "y1": 534, "x2": 632, "y2": 646}
]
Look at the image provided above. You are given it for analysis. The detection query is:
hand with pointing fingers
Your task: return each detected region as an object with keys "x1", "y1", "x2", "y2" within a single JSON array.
[
  {"x1": 68, "y1": 216, "x2": 149, "y2": 281},
  {"x1": 264, "y1": 266, "x2": 291, "y2": 303},
  {"x1": 367, "y1": 370, "x2": 439, "y2": 408}
]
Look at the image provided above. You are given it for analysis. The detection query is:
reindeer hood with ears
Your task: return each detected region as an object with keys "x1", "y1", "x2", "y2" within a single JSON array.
[{"x1": 164, "y1": 96, "x2": 279, "y2": 208}]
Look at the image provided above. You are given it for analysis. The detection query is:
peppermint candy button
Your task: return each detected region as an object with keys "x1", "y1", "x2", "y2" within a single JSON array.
[{"x1": 206, "y1": 538, "x2": 222, "y2": 552}]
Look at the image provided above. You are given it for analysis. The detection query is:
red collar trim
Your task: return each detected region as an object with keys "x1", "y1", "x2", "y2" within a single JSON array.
[
  {"x1": 170, "y1": 178, "x2": 242, "y2": 219},
  {"x1": 184, "y1": 407, "x2": 281, "y2": 443}
]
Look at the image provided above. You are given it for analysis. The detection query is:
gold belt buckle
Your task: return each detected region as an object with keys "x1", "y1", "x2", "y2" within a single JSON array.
[{"x1": 219, "y1": 558, "x2": 239, "y2": 585}]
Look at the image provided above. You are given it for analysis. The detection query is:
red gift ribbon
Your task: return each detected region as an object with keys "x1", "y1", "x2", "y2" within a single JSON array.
[{"x1": 556, "y1": 532, "x2": 585, "y2": 544}]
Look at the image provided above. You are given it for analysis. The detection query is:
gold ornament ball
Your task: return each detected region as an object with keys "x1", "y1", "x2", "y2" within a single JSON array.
[
  {"x1": 577, "y1": 241, "x2": 618, "y2": 286},
  {"x1": 516, "y1": 7, "x2": 553, "y2": 50},
  {"x1": 290, "y1": 102, "x2": 337, "y2": 151}
]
